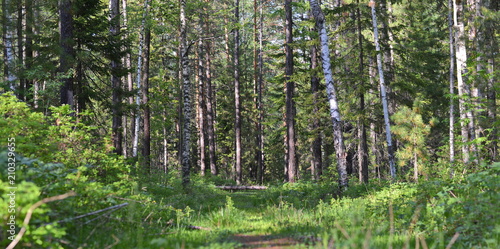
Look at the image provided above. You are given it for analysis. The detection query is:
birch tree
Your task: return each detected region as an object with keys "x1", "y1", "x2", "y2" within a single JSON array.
[
  {"x1": 448, "y1": 0, "x2": 456, "y2": 167},
  {"x1": 370, "y1": 0, "x2": 396, "y2": 178},
  {"x1": 308, "y1": 0, "x2": 348, "y2": 189},
  {"x1": 2, "y1": 0, "x2": 16, "y2": 92},
  {"x1": 180, "y1": 0, "x2": 192, "y2": 186},
  {"x1": 453, "y1": 0, "x2": 472, "y2": 163}
]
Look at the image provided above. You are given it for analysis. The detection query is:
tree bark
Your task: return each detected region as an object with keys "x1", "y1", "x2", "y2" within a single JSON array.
[
  {"x1": 448, "y1": 0, "x2": 456, "y2": 169},
  {"x1": 141, "y1": 3, "x2": 151, "y2": 172},
  {"x1": 110, "y1": 0, "x2": 123, "y2": 155},
  {"x1": 310, "y1": 42, "x2": 322, "y2": 181},
  {"x1": 285, "y1": 0, "x2": 297, "y2": 183},
  {"x1": 2, "y1": 0, "x2": 16, "y2": 92},
  {"x1": 234, "y1": 0, "x2": 243, "y2": 185},
  {"x1": 203, "y1": 9, "x2": 218, "y2": 175},
  {"x1": 309, "y1": 0, "x2": 348, "y2": 189},
  {"x1": 356, "y1": 0, "x2": 368, "y2": 183},
  {"x1": 454, "y1": 0, "x2": 472, "y2": 163},
  {"x1": 180, "y1": 0, "x2": 192, "y2": 186},
  {"x1": 59, "y1": 0, "x2": 74, "y2": 107},
  {"x1": 370, "y1": 0, "x2": 396, "y2": 179},
  {"x1": 25, "y1": 0, "x2": 34, "y2": 104},
  {"x1": 196, "y1": 40, "x2": 206, "y2": 176}
]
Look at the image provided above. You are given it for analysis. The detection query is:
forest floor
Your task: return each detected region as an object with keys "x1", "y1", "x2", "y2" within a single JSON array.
[{"x1": 221, "y1": 191, "x2": 309, "y2": 248}]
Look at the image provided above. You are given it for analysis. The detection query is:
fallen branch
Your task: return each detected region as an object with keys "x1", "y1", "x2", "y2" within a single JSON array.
[
  {"x1": 56, "y1": 202, "x2": 129, "y2": 224},
  {"x1": 216, "y1": 186, "x2": 268, "y2": 190},
  {"x1": 7, "y1": 191, "x2": 76, "y2": 249}
]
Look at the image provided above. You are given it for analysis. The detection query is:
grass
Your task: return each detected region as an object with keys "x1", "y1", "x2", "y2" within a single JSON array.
[{"x1": 4, "y1": 165, "x2": 500, "y2": 248}]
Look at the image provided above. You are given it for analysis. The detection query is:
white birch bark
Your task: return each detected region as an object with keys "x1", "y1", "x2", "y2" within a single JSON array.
[
  {"x1": 180, "y1": 0, "x2": 192, "y2": 186},
  {"x1": 308, "y1": 0, "x2": 348, "y2": 188},
  {"x1": 454, "y1": 0, "x2": 471, "y2": 163},
  {"x1": 448, "y1": 0, "x2": 456, "y2": 169},
  {"x1": 132, "y1": 0, "x2": 150, "y2": 158},
  {"x1": 370, "y1": 0, "x2": 396, "y2": 178}
]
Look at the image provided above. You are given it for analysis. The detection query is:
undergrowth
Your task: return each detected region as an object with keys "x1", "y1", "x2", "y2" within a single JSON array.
[{"x1": 1, "y1": 93, "x2": 499, "y2": 248}]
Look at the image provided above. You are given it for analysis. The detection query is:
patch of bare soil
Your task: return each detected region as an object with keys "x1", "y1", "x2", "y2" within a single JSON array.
[{"x1": 231, "y1": 234, "x2": 301, "y2": 249}]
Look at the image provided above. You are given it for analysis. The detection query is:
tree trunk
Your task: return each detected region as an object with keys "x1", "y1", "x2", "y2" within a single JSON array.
[
  {"x1": 448, "y1": 0, "x2": 456, "y2": 169},
  {"x1": 122, "y1": 0, "x2": 133, "y2": 158},
  {"x1": 370, "y1": 0, "x2": 396, "y2": 179},
  {"x1": 356, "y1": 0, "x2": 368, "y2": 183},
  {"x1": 285, "y1": 0, "x2": 297, "y2": 183},
  {"x1": 454, "y1": 0, "x2": 471, "y2": 163},
  {"x1": 196, "y1": 40, "x2": 206, "y2": 176},
  {"x1": 3, "y1": 0, "x2": 16, "y2": 92},
  {"x1": 485, "y1": 0, "x2": 498, "y2": 161},
  {"x1": 180, "y1": 0, "x2": 192, "y2": 186},
  {"x1": 59, "y1": 0, "x2": 74, "y2": 107},
  {"x1": 141, "y1": 2, "x2": 151, "y2": 172},
  {"x1": 17, "y1": 0, "x2": 24, "y2": 100},
  {"x1": 310, "y1": 42, "x2": 322, "y2": 181},
  {"x1": 257, "y1": 0, "x2": 265, "y2": 183},
  {"x1": 309, "y1": 0, "x2": 348, "y2": 189},
  {"x1": 110, "y1": 0, "x2": 123, "y2": 155},
  {"x1": 25, "y1": 0, "x2": 34, "y2": 104},
  {"x1": 203, "y1": 5, "x2": 218, "y2": 175},
  {"x1": 234, "y1": 0, "x2": 242, "y2": 185}
]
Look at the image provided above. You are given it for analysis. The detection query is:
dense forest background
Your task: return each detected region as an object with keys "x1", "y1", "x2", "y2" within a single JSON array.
[{"x1": 0, "y1": 0, "x2": 499, "y2": 248}]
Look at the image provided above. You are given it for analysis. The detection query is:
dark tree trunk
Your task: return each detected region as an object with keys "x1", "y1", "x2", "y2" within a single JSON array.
[
  {"x1": 285, "y1": 0, "x2": 296, "y2": 183},
  {"x1": 310, "y1": 31, "x2": 322, "y2": 181},
  {"x1": 234, "y1": 0, "x2": 242, "y2": 185},
  {"x1": 356, "y1": 0, "x2": 368, "y2": 183},
  {"x1": 142, "y1": 23, "x2": 151, "y2": 172},
  {"x1": 59, "y1": 0, "x2": 74, "y2": 107},
  {"x1": 110, "y1": 0, "x2": 123, "y2": 154},
  {"x1": 25, "y1": 0, "x2": 34, "y2": 104}
]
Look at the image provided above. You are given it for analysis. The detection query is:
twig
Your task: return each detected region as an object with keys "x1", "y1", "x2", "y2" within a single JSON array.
[
  {"x1": 55, "y1": 202, "x2": 129, "y2": 224},
  {"x1": 104, "y1": 234, "x2": 120, "y2": 249},
  {"x1": 7, "y1": 191, "x2": 76, "y2": 249},
  {"x1": 445, "y1": 233, "x2": 459, "y2": 249}
]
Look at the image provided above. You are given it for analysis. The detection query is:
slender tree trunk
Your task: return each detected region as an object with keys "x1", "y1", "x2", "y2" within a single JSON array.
[
  {"x1": 180, "y1": 0, "x2": 192, "y2": 186},
  {"x1": 309, "y1": 0, "x2": 348, "y2": 189},
  {"x1": 203, "y1": 4, "x2": 218, "y2": 175},
  {"x1": 379, "y1": 0, "x2": 395, "y2": 114},
  {"x1": 122, "y1": 0, "x2": 133, "y2": 158},
  {"x1": 310, "y1": 42, "x2": 323, "y2": 181},
  {"x1": 454, "y1": 0, "x2": 471, "y2": 163},
  {"x1": 132, "y1": 0, "x2": 150, "y2": 157},
  {"x1": 17, "y1": 1, "x2": 24, "y2": 100},
  {"x1": 110, "y1": 0, "x2": 123, "y2": 155},
  {"x1": 3, "y1": 0, "x2": 16, "y2": 92},
  {"x1": 59, "y1": 0, "x2": 74, "y2": 107},
  {"x1": 448, "y1": 0, "x2": 456, "y2": 169},
  {"x1": 196, "y1": 40, "x2": 206, "y2": 176},
  {"x1": 370, "y1": 0, "x2": 396, "y2": 179},
  {"x1": 252, "y1": 0, "x2": 259, "y2": 180},
  {"x1": 141, "y1": 2, "x2": 151, "y2": 172},
  {"x1": 485, "y1": 0, "x2": 497, "y2": 160},
  {"x1": 234, "y1": 0, "x2": 242, "y2": 185},
  {"x1": 285, "y1": 0, "x2": 297, "y2": 183},
  {"x1": 356, "y1": 0, "x2": 368, "y2": 183},
  {"x1": 25, "y1": 0, "x2": 33, "y2": 104},
  {"x1": 257, "y1": 1, "x2": 265, "y2": 183}
]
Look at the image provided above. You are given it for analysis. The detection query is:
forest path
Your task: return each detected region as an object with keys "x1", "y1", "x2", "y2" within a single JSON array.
[{"x1": 223, "y1": 191, "x2": 310, "y2": 249}]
